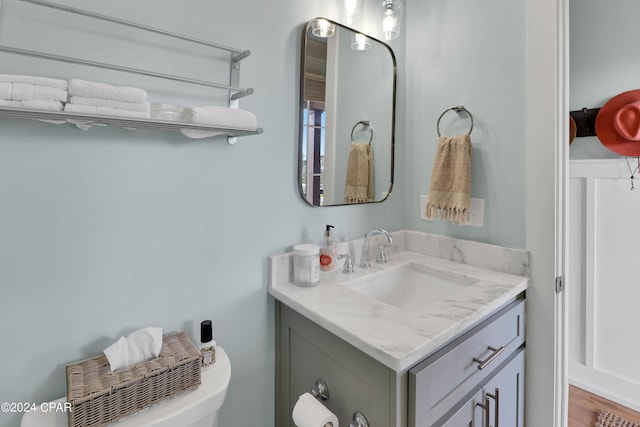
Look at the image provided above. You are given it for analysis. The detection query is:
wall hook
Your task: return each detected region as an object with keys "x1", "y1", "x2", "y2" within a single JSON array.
[{"x1": 569, "y1": 107, "x2": 600, "y2": 138}]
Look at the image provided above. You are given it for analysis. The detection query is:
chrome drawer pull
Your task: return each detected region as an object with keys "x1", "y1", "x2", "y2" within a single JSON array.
[{"x1": 472, "y1": 346, "x2": 505, "y2": 370}]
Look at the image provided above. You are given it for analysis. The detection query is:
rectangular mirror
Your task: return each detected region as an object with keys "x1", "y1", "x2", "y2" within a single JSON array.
[{"x1": 298, "y1": 18, "x2": 396, "y2": 206}]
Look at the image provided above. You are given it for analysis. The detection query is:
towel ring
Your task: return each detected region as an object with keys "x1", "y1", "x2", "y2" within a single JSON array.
[
  {"x1": 437, "y1": 105, "x2": 474, "y2": 137},
  {"x1": 351, "y1": 120, "x2": 373, "y2": 144}
]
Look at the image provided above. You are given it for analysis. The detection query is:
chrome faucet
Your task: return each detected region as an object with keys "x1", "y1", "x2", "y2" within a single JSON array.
[{"x1": 359, "y1": 228, "x2": 393, "y2": 268}]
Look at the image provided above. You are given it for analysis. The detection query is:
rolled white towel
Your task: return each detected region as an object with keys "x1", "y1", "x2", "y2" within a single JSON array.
[
  {"x1": 69, "y1": 96, "x2": 150, "y2": 113},
  {"x1": 64, "y1": 102, "x2": 150, "y2": 118},
  {"x1": 0, "y1": 74, "x2": 67, "y2": 91},
  {"x1": 0, "y1": 99, "x2": 64, "y2": 111},
  {"x1": 180, "y1": 106, "x2": 257, "y2": 139},
  {"x1": 68, "y1": 78, "x2": 147, "y2": 103}
]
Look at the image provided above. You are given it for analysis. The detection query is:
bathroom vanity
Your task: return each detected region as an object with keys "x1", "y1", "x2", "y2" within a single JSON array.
[{"x1": 268, "y1": 230, "x2": 528, "y2": 426}]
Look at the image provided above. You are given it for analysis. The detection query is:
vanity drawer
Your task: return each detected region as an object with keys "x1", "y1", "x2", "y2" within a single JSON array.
[{"x1": 408, "y1": 299, "x2": 525, "y2": 427}]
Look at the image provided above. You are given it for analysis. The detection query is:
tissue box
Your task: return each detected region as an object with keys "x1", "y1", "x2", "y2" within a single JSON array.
[{"x1": 65, "y1": 331, "x2": 201, "y2": 427}]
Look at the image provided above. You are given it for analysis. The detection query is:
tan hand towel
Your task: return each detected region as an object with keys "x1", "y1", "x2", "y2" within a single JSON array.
[
  {"x1": 425, "y1": 134, "x2": 472, "y2": 224},
  {"x1": 344, "y1": 143, "x2": 374, "y2": 204}
]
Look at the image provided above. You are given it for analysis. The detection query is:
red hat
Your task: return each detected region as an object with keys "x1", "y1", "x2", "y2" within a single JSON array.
[{"x1": 595, "y1": 89, "x2": 640, "y2": 156}]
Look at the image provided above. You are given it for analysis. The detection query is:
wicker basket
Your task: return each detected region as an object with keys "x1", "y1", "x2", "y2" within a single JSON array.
[{"x1": 66, "y1": 331, "x2": 201, "y2": 427}]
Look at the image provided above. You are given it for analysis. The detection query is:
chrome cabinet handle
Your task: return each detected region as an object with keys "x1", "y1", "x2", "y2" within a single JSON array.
[
  {"x1": 487, "y1": 388, "x2": 499, "y2": 427},
  {"x1": 476, "y1": 399, "x2": 490, "y2": 427},
  {"x1": 472, "y1": 346, "x2": 505, "y2": 370}
]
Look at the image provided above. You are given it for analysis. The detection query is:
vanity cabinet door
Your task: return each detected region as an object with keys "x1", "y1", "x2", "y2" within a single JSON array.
[
  {"x1": 440, "y1": 390, "x2": 483, "y2": 427},
  {"x1": 276, "y1": 303, "x2": 395, "y2": 427},
  {"x1": 481, "y1": 348, "x2": 525, "y2": 427},
  {"x1": 409, "y1": 299, "x2": 525, "y2": 426},
  {"x1": 438, "y1": 348, "x2": 524, "y2": 427}
]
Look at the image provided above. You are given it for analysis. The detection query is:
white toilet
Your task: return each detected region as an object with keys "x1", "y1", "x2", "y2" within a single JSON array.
[{"x1": 21, "y1": 347, "x2": 231, "y2": 427}]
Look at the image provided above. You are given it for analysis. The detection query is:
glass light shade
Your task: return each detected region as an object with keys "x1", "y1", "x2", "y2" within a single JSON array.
[
  {"x1": 351, "y1": 33, "x2": 371, "y2": 51},
  {"x1": 377, "y1": 0, "x2": 403, "y2": 41},
  {"x1": 339, "y1": 0, "x2": 364, "y2": 26},
  {"x1": 311, "y1": 18, "x2": 336, "y2": 38}
]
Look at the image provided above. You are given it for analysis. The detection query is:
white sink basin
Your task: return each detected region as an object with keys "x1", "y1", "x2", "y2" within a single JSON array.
[{"x1": 342, "y1": 262, "x2": 476, "y2": 312}]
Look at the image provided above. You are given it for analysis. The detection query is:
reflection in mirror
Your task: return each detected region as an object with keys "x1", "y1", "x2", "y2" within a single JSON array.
[{"x1": 298, "y1": 18, "x2": 396, "y2": 206}]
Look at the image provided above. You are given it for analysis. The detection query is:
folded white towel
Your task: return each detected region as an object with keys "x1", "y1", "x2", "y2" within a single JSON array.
[
  {"x1": 0, "y1": 74, "x2": 67, "y2": 91},
  {"x1": 0, "y1": 99, "x2": 64, "y2": 111},
  {"x1": 0, "y1": 82, "x2": 68, "y2": 102},
  {"x1": 180, "y1": 106, "x2": 257, "y2": 139},
  {"x1": 64, "y1": 103, "x2": 151, "y2": 118},
  {"x1": 104, "y1": 327, "x2": 163, "y2": 372},
  {"x1": 0, "y1": 82, "x2": 10, "y2": 99},
  {"x1": 68, "y1": 78, "x2": 147, "y2": 103},
  {"x1": 10, "y1": 83, "x2": 34, "y2": 101},
  {"x1": 69, "y1": 96, "x2": 150, "y2": 113}
]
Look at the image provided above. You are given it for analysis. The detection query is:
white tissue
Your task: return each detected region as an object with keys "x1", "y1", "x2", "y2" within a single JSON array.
[
  {"x1": 292, "y1": 392, "x2": 339, "y2": 427},
  {"x1": 104, "y1": 327, "x2": 163, "y2": 372}
]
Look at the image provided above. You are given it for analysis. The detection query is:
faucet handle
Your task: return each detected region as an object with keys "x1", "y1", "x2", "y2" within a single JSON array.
[
  {"x1": 376, "y1": 243, "x2": 392, "y2": 264},
  {"x1": 338, "y1": 253, "x2": 355, "y2": 274}
]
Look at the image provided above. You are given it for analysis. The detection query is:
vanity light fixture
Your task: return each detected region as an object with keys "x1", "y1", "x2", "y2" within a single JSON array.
[
  {"x1": 377, "y1": 0, "x2": 403, "y2": 41},
  {"x1": 339, "y1": 0, "x2": 364, "y2": 26},
  {"x1": 351, "y1": 33, "x2": 371, "y2": 51},
  {"x1": 311, "y1": 18, "x2": 336, "y2": 38}
]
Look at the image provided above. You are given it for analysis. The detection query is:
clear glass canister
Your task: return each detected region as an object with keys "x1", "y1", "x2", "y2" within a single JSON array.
[{"x1": 293, "y1": 244, "x2": 320, "y2": 287}]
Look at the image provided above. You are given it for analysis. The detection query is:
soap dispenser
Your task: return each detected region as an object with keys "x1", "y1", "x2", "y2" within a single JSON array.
[
  {"x1": 319, "y1": 225, "x2": 337, "y2": 272},
  {"x1": 200, "y1": 320, "x2": 216, "y2": 368}
]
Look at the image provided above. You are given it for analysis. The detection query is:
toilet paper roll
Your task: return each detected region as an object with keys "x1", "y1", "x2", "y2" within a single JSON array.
[{"x1": 292, "y1": 392, "x2": 339, "y2": 427}]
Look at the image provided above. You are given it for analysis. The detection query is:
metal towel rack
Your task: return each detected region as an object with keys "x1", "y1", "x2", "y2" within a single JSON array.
[
  {"x1": 351, "y1": 120, "x2": 373, "y2": 144},
  {"x1": 436, "y1": 105, "x2": 474, "y2": 137},
  {"x1": 0, "y1": 0, "x2": 263, "y2": 142}
]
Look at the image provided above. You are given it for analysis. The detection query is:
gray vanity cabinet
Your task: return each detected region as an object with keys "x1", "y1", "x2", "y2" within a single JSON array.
[
  {"x1": 276, "y1": 304, "x2": 396, "y2": 426},
  {"x1": 276, "y1": 297, "x2": 525, "y2": 427}
]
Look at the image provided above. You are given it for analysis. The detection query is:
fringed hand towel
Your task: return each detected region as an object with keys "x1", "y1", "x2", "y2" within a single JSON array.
[
  {"x1": 344, "y1": 142, "x2": 374, "y2": 204},
  {"x1": 425, "y1": 133, "x2": 472, "y2": 224}
]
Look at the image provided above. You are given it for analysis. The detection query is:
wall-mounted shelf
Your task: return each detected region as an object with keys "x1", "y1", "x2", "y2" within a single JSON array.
[
  {"x1": 0, "y1": 106, "x2": 263, "y2": 137},
  {"x1": 0, "y1": 0, "x2": 262, "y2": 143}
]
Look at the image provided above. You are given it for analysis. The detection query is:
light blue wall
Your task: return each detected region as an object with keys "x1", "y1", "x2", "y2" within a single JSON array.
[
  {"x1": 0, "y1": 0, "x2": 529, "y2": 426},
  {"x1": 404, "y1": 0, "x2": 526, "y2": 249},
  {"x1": 569, "y1": 0, "x2": 640, "y2": 159},
  {"x1": 0, "y1": 1, "x2": 406, "y2": 427}
]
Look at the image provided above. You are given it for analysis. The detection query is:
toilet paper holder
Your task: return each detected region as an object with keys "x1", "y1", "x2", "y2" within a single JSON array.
[
  {"x1": 307, "y1": 379, "x2": 369, "y2": 427},
  {"x1": 349, "y1": 411, "x2": 369, "y2": 427},
  {"x1": 310, "y1": 378, "x2": 330, "y2": 401}
]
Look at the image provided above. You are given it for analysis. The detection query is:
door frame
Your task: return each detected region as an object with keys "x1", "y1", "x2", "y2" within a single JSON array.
[{"x1": 525, "y1": 0, "x2": 569, "y2": 425}]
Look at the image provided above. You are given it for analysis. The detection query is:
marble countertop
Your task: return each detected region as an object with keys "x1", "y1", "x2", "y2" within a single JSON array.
[{"x1": 268, "y1": 230, "x2": 529, "y2": 372}]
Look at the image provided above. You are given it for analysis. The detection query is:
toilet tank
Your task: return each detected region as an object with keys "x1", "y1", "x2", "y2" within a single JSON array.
[{"x1": 21, "y1": 347, "x2": 231, "y2": 427}]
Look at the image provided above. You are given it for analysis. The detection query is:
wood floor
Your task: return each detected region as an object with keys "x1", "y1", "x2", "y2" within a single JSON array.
[{"x1": 569, "y1": 384, "x2": 640, "y2": 426}]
